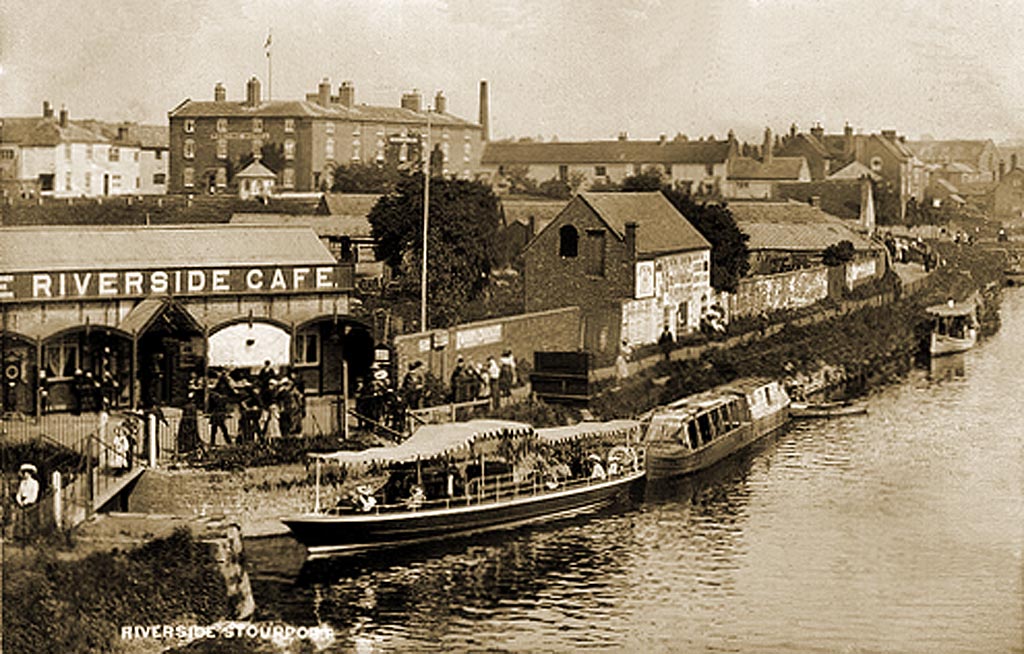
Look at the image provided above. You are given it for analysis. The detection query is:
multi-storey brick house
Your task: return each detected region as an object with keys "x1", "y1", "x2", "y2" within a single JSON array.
[
  {"x1": 168, "y1": 77, "x2": 485, "y2": 195},
  {"x1": 523, "y1": 192, "x2": 711, "y2": 362}
]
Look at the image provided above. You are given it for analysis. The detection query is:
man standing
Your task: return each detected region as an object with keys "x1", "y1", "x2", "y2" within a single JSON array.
[{"x1": 658, "y1": 325, "x2": 674, "y2": 361}]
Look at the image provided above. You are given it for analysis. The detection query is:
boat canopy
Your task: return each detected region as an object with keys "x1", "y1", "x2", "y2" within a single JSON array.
[
  {"x1": 925, "y1": 301, "x2": 975, "y2": 317},
  {"x1": 536, "y1": 419, "x2": 641, "y2": 445},
  {"x1": 311, "y1": 419, "x2": 534, "y2": 465}
]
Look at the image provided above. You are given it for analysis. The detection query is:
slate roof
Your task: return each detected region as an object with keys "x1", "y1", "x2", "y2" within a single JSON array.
[
  {"x1": 728, "y1": 156, "x2": 807, "y2": 180},
  {"x1": 481, "y1": 139, "x2": 734, "y2": 166},
  {"x1": 230, "y1": 213, "x2": 374, "y2": 238},
  {"x1": 319, "y1": 193, "x2": 382, "y2": 217},
  {"x1": 171, "y1": 99, "x2": 478, "y2": 128},
  {"x1": 779, "y1": 133, "x2": 830, "y2": 158},
  {"x1": 0, "y1": 225, "x2": 335, "y2": 273},
  {"x1": 578, "y1": 192, "x2": 711, "y2": 255},
  {"x1": 728, "y1": 200, "x2": 876, "y2": 252},
  {"x1": 905, "y1": 140, "x2": 994, "y2": 165},
  {"x1": 827, "y1": 161, "x2": 881, "y2": 181},
  {"x1": 1, "y1": 117, "x2": 168, "y2": 148},
  {"x1": 234, "y1": 160, "x2": 277, "y2": 179},
  {"x1": 500, "y1": 197, "x2": 568, "y2": 233}
]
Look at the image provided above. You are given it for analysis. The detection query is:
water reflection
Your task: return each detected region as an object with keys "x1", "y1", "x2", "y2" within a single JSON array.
[{"x1": 928, "y1": 351, "x2": 967, "y2": 381}]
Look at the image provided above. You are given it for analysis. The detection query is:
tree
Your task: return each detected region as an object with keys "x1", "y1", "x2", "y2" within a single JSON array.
[
  {"x1": 822, "y1": 240, "x2": 855, "y2": 266},
  {"x1": 872, "y1": 179, "x2": 902, "y2": 225},
  {"x1": 620, "y1": 168, "x2": 665, "y2": 192},
  {"x1": 537, "y1": 178, "x2": 571, "y2": 199},
  {"x1": 368, "y1": 174, "x2": 502, "y2": 329},
  {"x1": 662, "y1": 188, "x2": 750, "y2": 293},
  {"x1": 331, "y1": 163, "x2": 402, "y2": 194}
]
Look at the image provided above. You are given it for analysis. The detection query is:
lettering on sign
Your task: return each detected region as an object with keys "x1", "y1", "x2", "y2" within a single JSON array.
[
  {"x1": 635, "y1": 261, "x2": 655, "y2": 299},
  {"x1": 0, "y1": 265, "x2": 354, "y2": 303},
  {"x1": 846, "y1": 259, "x2": 877, "y2": 285},
  {"x1": 455, "y1": 324, "x2": 502, "y2": 350}
]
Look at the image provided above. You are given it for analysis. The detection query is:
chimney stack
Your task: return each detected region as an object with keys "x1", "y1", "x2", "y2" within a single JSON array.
[
  {"x1": 810, "y1": 122, "x2": 824, "y2": 140},
  {"x1": 59, "y1": 105, "x2": 68, "y2": 128},
  {"x1": 789, "y1": 123, "x2": 798, "y2": 138},
  {"x1": 881, "y1": 129, "x2": 897, "y2": 142},
  {"x1": 245, "y1": 76, "x2": 261, "y2": 107},
  {"x1": 809, "y1": 195, "x2": 821, "y2": 207},
  {"x1": 999, "y1": 161, "x2": 1006, "y2": 180},
  {"x1": 762, "y1": 127, "x2": 773, "y2": 164},
  {"x1": 214, "y1": 82, "x2": 226, "y2": 102},
  {"x1": 478, "y1": 80, "x2": 490, "y2": 142},
  {"x1": 117, "y1": 124, "x2": 128, "y2": 141},
  {"x1": 42, "y1": 101, "x2": 53, "y2": 118},
  {"x1": 859, "y1": 177, "x2": 876, "y2": 235},
  {"x1": 317, "y1": 77, "x2": 331, "y2": 106},
  {"x1": 625, "y1": 222, "x2": 638, "y2": 260},
  {"x1": 1012, "y1": 153, "x2": 1019, "y2": 171},
  {"x1": 618, "y1": 131, "x2": 628, "y2": 142},
  {"x1": 401, "y1": 89, "x2": 423, "y2": 113},
  {"x1": 434, "y1": 91, "x2": 447, "y2": 114},
  {"x1": 339, "y1": 81, "x2": 355, "y2": 108},
  {"x1": 843, "y1": 122, "x2": 854, "y2": 155}
]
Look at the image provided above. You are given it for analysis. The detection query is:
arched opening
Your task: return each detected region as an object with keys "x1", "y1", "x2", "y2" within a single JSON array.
[
  {"x1": 1, "y1": 331, "x2": 39, "y2": 414},
  {"x1": 40, "y1": 326, "x2": 133, "y2": 413},
  {"x1": 559, "y1": 224, "x2": 579, "y2": 257}
]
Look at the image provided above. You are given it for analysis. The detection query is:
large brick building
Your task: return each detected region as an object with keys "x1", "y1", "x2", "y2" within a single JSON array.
[
  {"x1": 168, "y1": 77, "x2": 486, "y2": 195},
  {"x1": 523, "y1": 192, "x2": 711, "y2": 361}
]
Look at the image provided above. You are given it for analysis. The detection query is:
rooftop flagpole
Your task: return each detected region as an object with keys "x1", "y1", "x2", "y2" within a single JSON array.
[{"x1": 264, "y1": 30, "x2": 272, "y2": 101}]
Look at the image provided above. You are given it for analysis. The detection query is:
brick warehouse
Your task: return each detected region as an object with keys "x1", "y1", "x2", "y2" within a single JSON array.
[
  {"x1": 523, "y1": 192, "x2": 711, "y2": 364},
  {"x1": 168, "y1": 77, "x2": 487, "y2": 194}
]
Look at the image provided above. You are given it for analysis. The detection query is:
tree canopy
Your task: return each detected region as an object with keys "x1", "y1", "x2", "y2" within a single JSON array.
[
  {"x1": 330, "y1": 163, "x2": 403, "y2": 194},
  {"x1": 368, "y1": 174, "x2": 502, "y2": 330},
  {"x1": 662, "y1": 188, "x2": 750, "y2": 293},
  {"x1": 822, "y1": 240, "x2": 856, "y2": 266}
]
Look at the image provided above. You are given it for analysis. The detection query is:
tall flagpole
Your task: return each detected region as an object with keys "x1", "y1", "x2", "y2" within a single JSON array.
[
  {"x1": 264, "y1": 30, "x2": 272, "y2": 101},
  {"x1": 420, "y1": 105, "x2": 431, "y2": 332}
]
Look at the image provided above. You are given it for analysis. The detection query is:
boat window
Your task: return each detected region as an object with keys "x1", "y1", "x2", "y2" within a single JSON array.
[
  {"x1": 764, "y1": 386, "x2": 772, "y2": 405},
  {"x1": 687, "y1": 420, "x2": 700, "y2": 449},
  {"x1": 697, "y1": 413, "x2": 714, "y2": 444}
]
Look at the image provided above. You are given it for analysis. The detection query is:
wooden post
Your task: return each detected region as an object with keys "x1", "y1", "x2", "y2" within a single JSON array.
[
  {"x1": 147, "y1": 412, "x2": 157, "y2": 468},
  {"x1": 314, "y1": 457, "x2": 321, "y2": 513},
  {"x1": 36, "y1": 335, "x2": 43, "y2": 418},
  {"x1": 130, "y1": 329, "x2": 138, "y2": 410},
  {"x1": 342, "y1": 358, "x2": 349, "y2": 440},
  {"x1": 52, "y1": 471, "x2": 62, "y2": 531}
]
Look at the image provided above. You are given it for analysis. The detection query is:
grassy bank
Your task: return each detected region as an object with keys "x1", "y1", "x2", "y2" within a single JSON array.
[{"x1": 3, "y1": 528, "x2": 232, "y2": 654}]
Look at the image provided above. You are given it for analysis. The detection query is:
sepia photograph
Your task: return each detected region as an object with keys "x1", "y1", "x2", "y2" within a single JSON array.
[{"x1": 1, "y1": 1, "x2": 1022, "y2": 652}]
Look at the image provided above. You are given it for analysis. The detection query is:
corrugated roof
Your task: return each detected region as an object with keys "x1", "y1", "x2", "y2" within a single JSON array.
[
  {"x1": 579, "y1": 192, "x2": 711, "y2": 255},
  {"x1": 729, "y1": 156, "x2": 807, "y2": 180},
  {"x1": 230, "y1": 213, "x2": 373, "y2": 238},
  {"x1": 481, "y1": 139, "x2": 734, "y2": 166},
  {"x1": 0, "y1": 225, "x2": 335, "y2": 272},
  {"x1": 729, "y1": 201, "x2": 876, "y2": 252}
]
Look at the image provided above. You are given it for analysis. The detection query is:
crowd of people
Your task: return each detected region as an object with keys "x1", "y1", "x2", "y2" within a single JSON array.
[{"x1": 176, "y1": 361, "x2": 307, "y2": 453}]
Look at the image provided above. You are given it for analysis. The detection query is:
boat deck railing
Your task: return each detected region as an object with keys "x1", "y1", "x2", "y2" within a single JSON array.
[{"x1": 324, "y1": 465, "x2": 642, "y2": 516}]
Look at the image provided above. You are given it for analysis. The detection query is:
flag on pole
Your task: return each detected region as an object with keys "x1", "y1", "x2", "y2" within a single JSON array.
[{"x1": 264, "y1": 31, "x2": 272, "y2": 57}]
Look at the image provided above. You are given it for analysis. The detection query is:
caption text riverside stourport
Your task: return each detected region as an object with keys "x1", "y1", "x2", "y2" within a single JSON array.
[{"x1": 120, "y1": 623, "x2": 335, "y2": 641}]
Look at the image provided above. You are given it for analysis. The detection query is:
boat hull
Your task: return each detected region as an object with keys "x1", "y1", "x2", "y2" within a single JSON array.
[
  {"x1": 283, "y1": 471, "x2": 643, "y2": 558},
  {"x1": 930, "y1": 329, "x2": 976, "y2": 356},
  {"x1": 646, "y1": 408, "x2": 788, "y2": 481}
]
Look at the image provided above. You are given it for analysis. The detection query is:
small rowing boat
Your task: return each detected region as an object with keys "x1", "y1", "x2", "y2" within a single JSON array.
[{"x1": 790, "y1": 400, "x2": 867, "y2": 419}]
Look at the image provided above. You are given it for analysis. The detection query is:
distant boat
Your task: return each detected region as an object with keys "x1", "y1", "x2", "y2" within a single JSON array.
[
  {"x1": 644, "y1": 377, "x2": 790, "y2": 481},
  {"x1": 790, "y1": 400, "x2": 867, "y2": 419},
  {"x1": 926, "y1": 299, "x2": 977, "y2": 357},
  {"x1": 282, "y1": 419, "x2": 644, "y2": 558}
]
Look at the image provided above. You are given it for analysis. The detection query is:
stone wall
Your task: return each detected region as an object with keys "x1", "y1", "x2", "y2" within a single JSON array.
[{"x1": 730, "y1": 267, "x2": 830, "y2": 318}]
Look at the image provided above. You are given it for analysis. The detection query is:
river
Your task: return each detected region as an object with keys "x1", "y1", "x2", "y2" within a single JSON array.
[{"x1": 247, "y1": 290, "x2": 1024, "y2": 653}]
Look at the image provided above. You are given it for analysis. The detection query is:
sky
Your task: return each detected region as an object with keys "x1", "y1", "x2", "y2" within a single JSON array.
[{"x1": 3, "y1": 0, "x2": 1024, "y2": 143}]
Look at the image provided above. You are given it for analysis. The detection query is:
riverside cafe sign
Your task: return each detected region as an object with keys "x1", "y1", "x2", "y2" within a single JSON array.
[{"x1": 0, "y1": 264, "x2": 355, "y2": 303}]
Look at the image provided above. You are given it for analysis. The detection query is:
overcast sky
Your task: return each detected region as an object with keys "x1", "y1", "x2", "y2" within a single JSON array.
[{"x1": 3, "y1": 0, "x2": 1024, "y2": 143}]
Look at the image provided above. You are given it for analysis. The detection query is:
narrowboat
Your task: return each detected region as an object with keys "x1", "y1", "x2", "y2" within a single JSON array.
[
  {"x1": 644, "y1": 377, "x2": 789, "y2": 480},
  {"x1": 926, "y1": 299, "x2": 977, "y2": 356},
  {"x1": 282, "y1": 419, "x2": 644, "y2": 558}
]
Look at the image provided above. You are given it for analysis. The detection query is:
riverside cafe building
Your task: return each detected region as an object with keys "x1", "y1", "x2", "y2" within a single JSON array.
[{"x1": 0, "y1": 225, "x2": 373, "y2": 415}]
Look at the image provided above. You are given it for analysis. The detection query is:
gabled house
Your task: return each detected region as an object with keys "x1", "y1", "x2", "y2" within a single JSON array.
[
  {"x1": 523, "y1": 192, "x2": 711, "y2": 360},
  {"x1": 854, "y1": 130, "x2": 927, "y2": 221},
  {"x1": 905, "y1": 139, "x2": 1000, "y2": 183},
  {"x1": 987, "y1": 168, "x2": 1024, "y2": 221}
]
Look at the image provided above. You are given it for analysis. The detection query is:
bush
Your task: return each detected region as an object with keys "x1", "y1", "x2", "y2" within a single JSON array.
[
  {"x1": 3, "y1": 528, "x2": 230, "y2": 654},
  {"x1": 196, "y1": 434, "x2": 378, "y2": 471}
]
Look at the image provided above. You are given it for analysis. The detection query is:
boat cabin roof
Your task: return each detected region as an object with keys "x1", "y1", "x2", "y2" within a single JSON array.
[
  {"x1": 536, "y1": 419, "x2": 641, "y2": 445},
  {"x1": 925, "y1": 301, "x2": 975, "y2": 317},
  {"x1": 311, "y1": 419, "x2": 533, "y2": 465}
]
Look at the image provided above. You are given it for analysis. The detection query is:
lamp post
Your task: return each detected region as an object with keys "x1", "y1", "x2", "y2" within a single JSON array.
[{"x1": 420, "y1": 105, "x2": 431, "y2": 332}]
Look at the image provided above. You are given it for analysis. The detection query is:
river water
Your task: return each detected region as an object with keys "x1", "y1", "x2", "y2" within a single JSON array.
[{"x1": 247, "y1": 290, "x2": 1024, "y2": 653}]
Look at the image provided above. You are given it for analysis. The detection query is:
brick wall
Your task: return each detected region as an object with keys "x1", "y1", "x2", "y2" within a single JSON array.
[
  {"x1": 393, "y1": 306, "x2": 580, "y2": 384},
  {"x1": 729, "y1": 267, "x2": 830, "y2": 318}
]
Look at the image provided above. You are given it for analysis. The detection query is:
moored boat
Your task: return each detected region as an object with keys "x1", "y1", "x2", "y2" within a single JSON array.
[
  {"x1": 790, "y1": 400, "x2": 867, "y2": 419},
  {"x1": 644, "y1": 377, "x2": 789, "y2": 481},
  {"x1": 926, "y1": 299, "x2": 977, "y2": 356},
  {"x1": 282, "y1": 419, "x2": 644, "y2": 558}
]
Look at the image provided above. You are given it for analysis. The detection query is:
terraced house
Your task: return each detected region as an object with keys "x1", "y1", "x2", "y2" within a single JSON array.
[
  {"x1": 168, "y1": 77, "x2": 486, "y2": 194},
  {"x1": 0, "y1": 101, "x2": 168, "y2": 198}
]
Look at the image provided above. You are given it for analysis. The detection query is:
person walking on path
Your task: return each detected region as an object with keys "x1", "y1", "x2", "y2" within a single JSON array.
[
  {"x1": 487, "y1": 356, "x2": 501, "y2": 409},
  {"x1": 498, "y1": 350, "x2": 516, "y2": 401},
  {"x1": 15, "y1": 463, "x2": 39, "y2": 507},
  {"x1": 658, "y1": 326, "x2": 674, "y2": 361}
]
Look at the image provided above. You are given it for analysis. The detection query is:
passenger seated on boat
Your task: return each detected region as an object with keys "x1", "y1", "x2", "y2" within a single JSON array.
[
  {"x1": 405, "y1": 484, "x2": 426, "y2": 510},
  {"x1": 544, "y1": 459, "x2": 572, "y2": 489},
  {"x1": 348, "y1": 484, "x2": 377, "y2": 513},
  {"x1": 588, "y1": 454, "x2": 607, "y2": 481}
]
